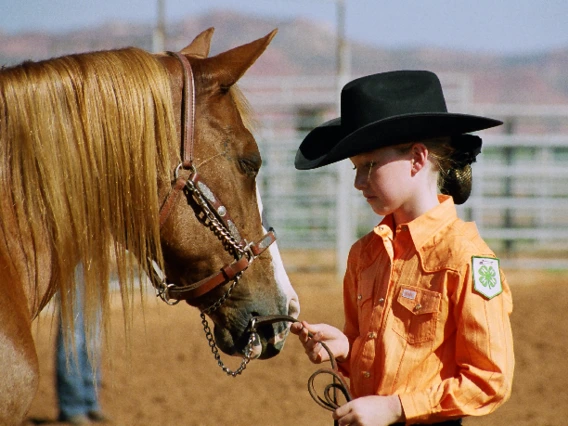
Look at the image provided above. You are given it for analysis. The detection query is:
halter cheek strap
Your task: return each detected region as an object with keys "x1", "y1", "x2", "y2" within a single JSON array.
[
  {"x1": 158, "y1": 51, "x2": 195, "y2": 228},
  {"x1": 173, "y1": 51, "x2": 195, "y2": 168},
  {"x1": 153, "y1": 51, "x2": 278, "y2": 304}
]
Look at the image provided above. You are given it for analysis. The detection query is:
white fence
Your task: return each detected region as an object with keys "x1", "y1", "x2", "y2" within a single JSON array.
[{"x1": 244, "y1": 74, "x2": 568, "y2": 271}]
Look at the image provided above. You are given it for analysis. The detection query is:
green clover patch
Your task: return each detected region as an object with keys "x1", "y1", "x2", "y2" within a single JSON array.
[{"x1": 472, "y1": 256, "x2": 503, "y2": 299}]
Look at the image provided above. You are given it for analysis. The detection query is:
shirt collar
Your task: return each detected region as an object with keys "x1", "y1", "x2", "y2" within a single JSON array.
[
  {"x1": 406, "y1": 195, "x2": 458, "y2": 249},
  {"x1": 374, "y1": 195, "x2": 458, "y2": 249},
  {"x1": 374, "y1": 214, "x2": 395, "y2": 241}
]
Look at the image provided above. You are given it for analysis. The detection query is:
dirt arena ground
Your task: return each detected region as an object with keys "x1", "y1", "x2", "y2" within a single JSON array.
[{"x1": 25, "y1": 251, "x2": 568, "y2": 426}]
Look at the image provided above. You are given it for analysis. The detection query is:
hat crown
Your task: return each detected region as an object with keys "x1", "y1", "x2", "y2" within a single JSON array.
[
  {"x1": 295, "y1": 69, "x2": 502, "y2": 170},
  {"x1": 341, "y1": 70, "x2": 448, "y2": 133}
]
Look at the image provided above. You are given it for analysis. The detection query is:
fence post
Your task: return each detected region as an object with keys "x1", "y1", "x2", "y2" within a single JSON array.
[{"x1": 503, "y1": 118, "x2": 516, "y2": 255}]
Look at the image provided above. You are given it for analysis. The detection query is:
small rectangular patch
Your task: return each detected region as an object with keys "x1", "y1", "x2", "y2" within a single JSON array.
[
  {"x1": 472, "y1": 256, "x2": 503, "y2": 299},
  {"x1": 401, "y1": 288, "x2": 417, "y2": 300}
]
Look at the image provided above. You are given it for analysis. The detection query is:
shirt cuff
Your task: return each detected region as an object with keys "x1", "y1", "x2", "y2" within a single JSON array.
[{"x1": 399, "y1": 391, "x2": 433, "y2": 424}]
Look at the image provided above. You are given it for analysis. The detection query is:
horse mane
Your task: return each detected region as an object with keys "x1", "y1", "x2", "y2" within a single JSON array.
[{"x1": 0, "y1": 47, "x2": 175, "y2": 336}]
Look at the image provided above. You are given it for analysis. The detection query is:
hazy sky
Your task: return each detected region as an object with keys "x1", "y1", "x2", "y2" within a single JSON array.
[{"x1": 1, "y1": 0, "x2": 566, "y2": 54}]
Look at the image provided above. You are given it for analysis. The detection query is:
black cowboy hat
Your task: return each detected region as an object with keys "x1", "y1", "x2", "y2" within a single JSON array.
[{"x1": 295, "y1": 70, "x2": 502, "y2": 170}]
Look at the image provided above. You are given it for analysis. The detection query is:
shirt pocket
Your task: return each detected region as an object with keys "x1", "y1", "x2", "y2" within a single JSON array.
[{"x1": 391, "y1": 285, "x2": 441, "y2": 345}]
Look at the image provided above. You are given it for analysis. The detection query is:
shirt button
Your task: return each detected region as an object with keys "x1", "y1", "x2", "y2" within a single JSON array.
[
  {"x1": 357, "y1": 294, "x2": 362, "y2": 300},
  {"x1": 414, "y1": 303, "x2": 422, "y2": 312},
  {"x1": 378, "y1": 298, "x2": 385, "y2": 304},
  {"x1": 367, "y1": 332, "x2": 377, "y2": 339},
  {"x1": 362, "y1": 371, "x2": 371, "y2": 378}
]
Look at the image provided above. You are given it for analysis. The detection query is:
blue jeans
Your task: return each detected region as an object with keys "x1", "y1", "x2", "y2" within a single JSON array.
[{"x1": 56, "y1": 267, "x2": 101, "y2": 419}]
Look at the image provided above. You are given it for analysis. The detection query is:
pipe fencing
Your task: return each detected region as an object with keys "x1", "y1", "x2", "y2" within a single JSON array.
[{"x1": 243, "y1": 74, "x2": 568, "y2": 273}]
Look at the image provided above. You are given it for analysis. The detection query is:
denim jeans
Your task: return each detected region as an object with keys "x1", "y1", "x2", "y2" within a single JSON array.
[{"x1": 56, "y1": 266, "x2": 102, "y2": 419}]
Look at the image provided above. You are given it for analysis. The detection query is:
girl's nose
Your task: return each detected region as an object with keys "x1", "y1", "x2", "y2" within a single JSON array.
[{"x1": 354, "y1": 169, "x2": 368, "y2": 190}]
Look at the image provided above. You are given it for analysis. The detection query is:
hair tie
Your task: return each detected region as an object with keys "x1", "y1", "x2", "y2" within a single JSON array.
[{"x1": 451, "y1": 134, "x2": 482, "y2": 168}]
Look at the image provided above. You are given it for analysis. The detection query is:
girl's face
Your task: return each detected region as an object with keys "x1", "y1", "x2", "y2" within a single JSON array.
[{"x1": 351, "y1": 145, "x2": 415, "y2": 217}]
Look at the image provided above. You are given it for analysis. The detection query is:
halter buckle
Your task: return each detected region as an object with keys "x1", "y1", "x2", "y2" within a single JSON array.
[
  {"x1": 242, "y1": 240, "x2": 256, "y2": 263},
  {"x1": 156, "y1": 282, "x2": 181, "y2": 306}
]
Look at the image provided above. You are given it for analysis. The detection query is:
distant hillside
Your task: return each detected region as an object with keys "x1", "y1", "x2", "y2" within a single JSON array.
[{"x1": 1, "y1": 10, "x2": 567, "y2": 104}]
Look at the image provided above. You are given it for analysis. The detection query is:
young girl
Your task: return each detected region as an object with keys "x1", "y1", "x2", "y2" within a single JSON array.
[{"x1": 292, "y1": 71, "x2": 514, "y2": 426}]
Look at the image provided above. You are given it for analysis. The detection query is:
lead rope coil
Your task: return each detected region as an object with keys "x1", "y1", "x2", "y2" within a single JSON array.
[{"x1": 250, "y1": 315, "x2": 352, "y2": 417}]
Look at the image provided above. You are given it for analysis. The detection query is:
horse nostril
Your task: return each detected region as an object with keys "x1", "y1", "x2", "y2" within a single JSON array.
[{"x1": 287, "y1": 298, "x2": 300, "y2": 319}]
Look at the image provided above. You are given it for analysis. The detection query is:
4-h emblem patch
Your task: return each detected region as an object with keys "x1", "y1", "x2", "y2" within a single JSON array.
[{"x1": 472, "y1": 256, "x2": 503, "y2": 299}]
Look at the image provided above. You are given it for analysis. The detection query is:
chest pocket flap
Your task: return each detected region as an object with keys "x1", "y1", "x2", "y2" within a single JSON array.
[
  {"x1": 397, "y1": 286, "x2": 440, "y2": 314},
  {"x1": 392, "y1": 286, "x2": 441, "y2": 344}
]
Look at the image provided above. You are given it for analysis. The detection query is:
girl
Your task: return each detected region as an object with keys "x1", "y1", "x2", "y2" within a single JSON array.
[{"x1": 292, "y1": 70, "x2": 514, "y2": 426}]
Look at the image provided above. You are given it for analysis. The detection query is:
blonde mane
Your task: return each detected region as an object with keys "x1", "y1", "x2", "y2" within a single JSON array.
[{"x1": 0, "y1": 47, "x2": 175, "y2": 335}]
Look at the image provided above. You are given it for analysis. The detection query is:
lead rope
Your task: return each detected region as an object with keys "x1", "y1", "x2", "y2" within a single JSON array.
[{"x1": 250, "y1": 315, "x2": 352, "y2": 420}]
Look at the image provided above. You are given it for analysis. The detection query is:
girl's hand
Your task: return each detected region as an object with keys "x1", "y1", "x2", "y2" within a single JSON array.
[
  {"x1": 290, "y1": 321, "x2": 349, "y2": 364},
  {"x1": 332, "y1": 395, "x2": 404, "y2": 426}
]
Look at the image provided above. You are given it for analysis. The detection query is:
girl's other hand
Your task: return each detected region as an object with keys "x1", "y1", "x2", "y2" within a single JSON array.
[{"x1": 332, "y1": 395, "x2": 404, "y2": 426}]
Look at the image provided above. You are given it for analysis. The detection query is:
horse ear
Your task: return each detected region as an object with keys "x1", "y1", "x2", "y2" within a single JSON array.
[
  {"x1": 180, "y1": 27, "x2": 215, "y2": 58},
  {"x1": 209, "y1": 29, "x2": 278, "y2": 87}
]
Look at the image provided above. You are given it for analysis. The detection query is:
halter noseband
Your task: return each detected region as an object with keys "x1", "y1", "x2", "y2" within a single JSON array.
[{"x1": 152, "y1": 51, "x2": 277, "y2": 306}]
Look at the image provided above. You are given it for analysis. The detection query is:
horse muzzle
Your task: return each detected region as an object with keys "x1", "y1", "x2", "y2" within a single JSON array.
[{"x1": 212, "y1": 293, "x2": 299, "y2": 359}]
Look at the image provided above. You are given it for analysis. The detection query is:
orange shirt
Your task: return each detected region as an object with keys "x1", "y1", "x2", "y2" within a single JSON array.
[{"x1": 339, "y1": 195, "x2": 514, "y2": 424}]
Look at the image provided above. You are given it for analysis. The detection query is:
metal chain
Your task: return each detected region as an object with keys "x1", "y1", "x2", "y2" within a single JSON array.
[
  {"x1": 170, "y1": 169, "x2": 258, "y2": 376},
  {"x1": 199, "y1": 272, "x2": 258, "y2": 377},
  {"x1": 200, "y1": 312, "x2": 256, "y2": 377},
  {"x1": 184, "y1": 179, "x2": 246, "y2": 258},
  {"x1": 201, "y1": 273, "x2": 241, "y2": 315},
  {"x1": 153, "y1": 169, "x2": 248, "y2": 304}
]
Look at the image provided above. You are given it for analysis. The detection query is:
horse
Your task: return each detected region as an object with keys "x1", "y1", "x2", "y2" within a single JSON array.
[{"x1": 0, "y1": 27, "x2": 299, "y2": 424}]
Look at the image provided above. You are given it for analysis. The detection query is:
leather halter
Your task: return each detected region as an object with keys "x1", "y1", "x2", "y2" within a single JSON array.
[{"x1": 152, "y1": 51, "x2": 277, "y2": 304}]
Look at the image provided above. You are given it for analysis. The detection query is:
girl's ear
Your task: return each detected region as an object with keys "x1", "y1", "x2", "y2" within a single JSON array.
[{"x1": 410, "y1": 143, "x2": 429, "y2": 175}]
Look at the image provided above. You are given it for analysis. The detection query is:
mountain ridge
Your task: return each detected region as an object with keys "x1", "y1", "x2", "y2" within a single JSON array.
[{"x1": 1, "y1": 10, "x2": 566, "y2": 104}]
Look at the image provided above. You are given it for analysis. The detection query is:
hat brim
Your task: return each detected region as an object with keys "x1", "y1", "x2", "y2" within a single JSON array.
[{"x1": 295, "y1": 113, "x2": 502, "y2": 170}]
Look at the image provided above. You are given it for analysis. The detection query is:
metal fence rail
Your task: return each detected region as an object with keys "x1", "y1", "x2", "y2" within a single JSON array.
[{"x1": 247, "y1": 75, "x2": 568, "y2": 271}]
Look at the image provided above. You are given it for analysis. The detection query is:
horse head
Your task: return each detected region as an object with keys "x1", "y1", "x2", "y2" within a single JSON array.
[{"x1": 156, "y1": 29, "x2": 300, "y2": 360}]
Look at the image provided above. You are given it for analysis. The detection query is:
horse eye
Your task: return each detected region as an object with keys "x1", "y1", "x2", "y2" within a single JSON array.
[{"x1": 239, "y1": 157, "x2": 261, "y2": 177}]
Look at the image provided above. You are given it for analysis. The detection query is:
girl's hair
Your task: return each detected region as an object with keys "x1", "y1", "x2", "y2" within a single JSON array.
[{"x1": 398, "y1": 135, "x2": 482, "y2": 204}]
